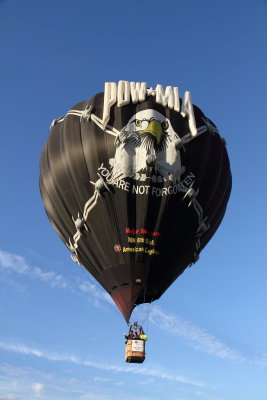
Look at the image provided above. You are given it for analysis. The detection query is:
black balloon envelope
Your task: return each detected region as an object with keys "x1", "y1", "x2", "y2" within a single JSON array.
[{"x1": 39, "y1": 81, "x2": 232, "y2": 322}]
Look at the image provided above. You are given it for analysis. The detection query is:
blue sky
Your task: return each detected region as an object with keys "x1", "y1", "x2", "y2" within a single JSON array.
[{"x1": 1, "y1": 0, "x2": 267, "y2": 399}]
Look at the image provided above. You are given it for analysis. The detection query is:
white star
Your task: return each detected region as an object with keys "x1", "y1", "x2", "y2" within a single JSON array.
[{"x1": 147, "y1": 87, "x2": 156, "y2": 96}]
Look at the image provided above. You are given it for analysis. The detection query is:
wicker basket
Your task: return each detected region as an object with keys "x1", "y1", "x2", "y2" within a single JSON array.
[{"x1": 125, "y1": 340, "x2": 145, "y2": 363}]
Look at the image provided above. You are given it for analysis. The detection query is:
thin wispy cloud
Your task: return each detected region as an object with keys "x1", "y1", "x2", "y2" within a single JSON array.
[
  {"x1": 0, "y1": 363, "x2": 157, "y2": 400},
  {"x1": 148, "y1": 307, "x2": 245, "y2": 362},
  {"x1": 0, "y1": 251, "x2": 30, "y2": 274},
  {"x1": 80, "y1": 392, "x2": 153, "y2": 400},
  {"x1": 190, "y1": 391, "x2": 224, "y2": 400},
  {"x1": 0, "y1": 340, "x2": 205, "y2": 388},
  {"x1": 0, "y1": 250, "x2": 68, "y2": 289},
  {"x1": 138, "y1": 378, "x2": 155, "y2": 385},
  {"x1": 31, "y1": 382, "x2": 45, "y2": 394},
  {"x1": 0, "y1": 249, "x2": 114, "y2": 308},
  {"x1": 0, "y1": 365, "x2": 47, "y2": 400},
  {"x1": 93, "y1": 376, "x2": 111, "y2": 382},
  {"x1": 0, "y1": 363, "x2": 85, "y2": 400},
  {"x1": 0, "y1": 395, "x2": 22, "y2": 400},
  {"x1": 78, "y1": 280, "x2": 114, "y2": 306},
  {"x1": 0, "y1": 364, "x2": 52, "y2": 381},
  {"x1": 0, "y1": 249, "x2": 250, "y2": 363},
  {"x1": 254, "y1": 353, "x2": 267, "y2": 366}
]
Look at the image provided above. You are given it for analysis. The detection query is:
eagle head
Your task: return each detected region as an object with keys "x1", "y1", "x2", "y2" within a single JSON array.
[
  {"x1": 122, "y1": 109, "x2": 174, "y2": 151},
  {"x1": 110, "y1": 109, "x2": 183, "y2": 182},
  {"x1": 133, "y1": 117, "x2": 169, "y2": 147}
]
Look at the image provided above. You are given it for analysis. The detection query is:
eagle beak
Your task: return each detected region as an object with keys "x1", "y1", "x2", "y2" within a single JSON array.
[{"x1": 139, "y1": 120, "x2": 163, "y2": 145}]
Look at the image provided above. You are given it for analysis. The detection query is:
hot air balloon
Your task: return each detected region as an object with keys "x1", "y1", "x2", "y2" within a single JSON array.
[{"x1": 40, "y1": 81, "x2": 231, "y2": 328}]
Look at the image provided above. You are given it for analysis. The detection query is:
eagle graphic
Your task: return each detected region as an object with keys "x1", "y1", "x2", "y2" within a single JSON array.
[{"x1": 109, "y1": 109, "x2": 185, "y2": 182}]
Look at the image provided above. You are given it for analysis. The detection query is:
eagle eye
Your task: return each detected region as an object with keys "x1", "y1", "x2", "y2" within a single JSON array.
[
  {"x1": 133, "y1": 119, "x2": 149, "y2": 131},
  {"x1": 161, "y1": 121, "x2": 169, "y2": 130}
]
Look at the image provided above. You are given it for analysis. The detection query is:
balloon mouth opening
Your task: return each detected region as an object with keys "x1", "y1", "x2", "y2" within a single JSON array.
[
  {"x1": 110, "y1": 284, "x2": 157, "y2": 322},
  {"x1": 110, "y1": 284, "x2": 144, "y2": 322}
]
